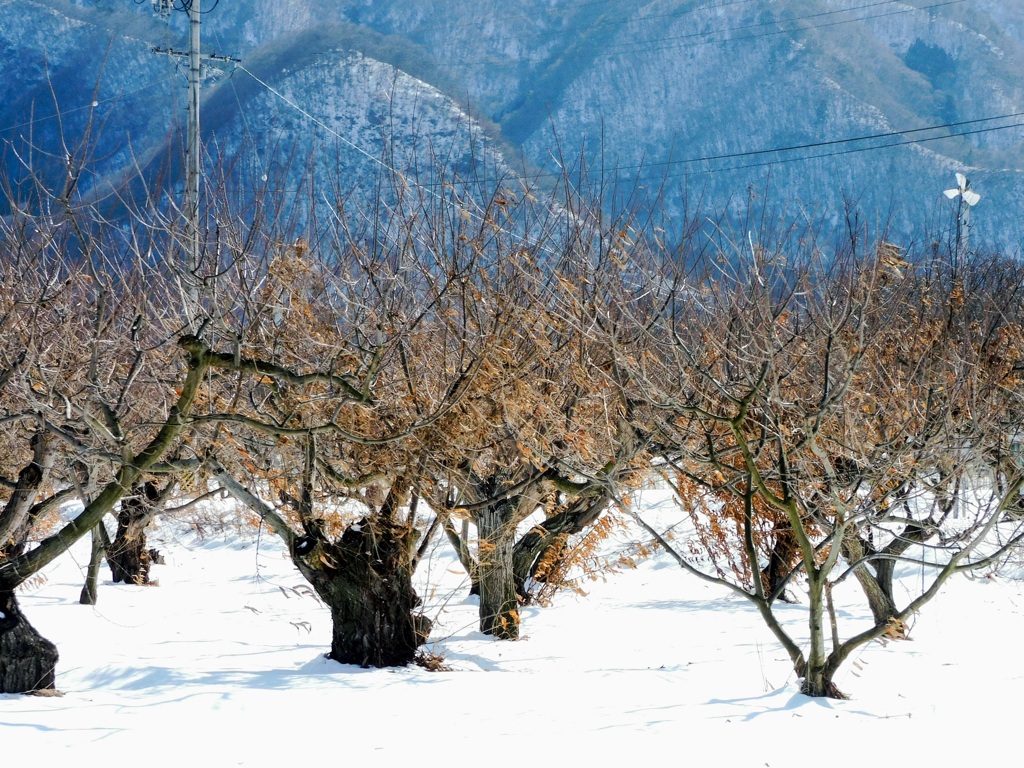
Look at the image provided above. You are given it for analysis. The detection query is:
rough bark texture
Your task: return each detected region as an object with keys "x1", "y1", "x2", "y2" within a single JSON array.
[
  {"x1": 299, "y1": 518, "x2": 427, "y2": 668},
  {"x1": 475, "y1": 503, "x2": 519, "y2": 640},
  {"x1": 0, "y1": 433, "x2": 59, "y2": 692},
  {"x1": 0, "y1": 432, "x2": 55, "y2": 561},
  {"x1": 0, "y1": 339, "x2": 211, "y2": 695},
  {"x1": 108, "y1": 483, "x2": 159, "y2": 585},
  {"x1": 0, "y1": 589, "x2": 58, "y2": 694}
]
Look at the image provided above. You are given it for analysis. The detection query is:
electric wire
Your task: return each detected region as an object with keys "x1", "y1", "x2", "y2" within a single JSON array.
[
  {"x1": 234, "y1": 0, "x2": 980, "y2": 189},
  {"x1": 232, "y1": 60, "x2": 1024, "y2": 189},
  {"x1": 0, "y1": 77, "x2": 176, "y2": 135},
  {"x1": 134, "y1": 0, "x2": 220, "y2": 14},
  {"x1": 644, "y1": 119, "x2": 1024, "y2": 183},
  {"x1": 235, "y1": 64, "x2": 408, "y2": 180},
  {"x1": 192, "y1": 1, "x2": 1019, "y2": 201},
  {"x1": 443, "y1": 0, "x2": 899, "y2": 42},
  {"x1": 212, "y1": 28, "x2": 269, "y2": 183},
  {"x1": 595, "y1": 111, "x2": 1024, "y2": 175}
]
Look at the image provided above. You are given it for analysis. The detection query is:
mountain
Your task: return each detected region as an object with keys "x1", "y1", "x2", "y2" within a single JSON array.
[{"x1": 3, "y1": 0, "x2": 1024, "y2": 249}]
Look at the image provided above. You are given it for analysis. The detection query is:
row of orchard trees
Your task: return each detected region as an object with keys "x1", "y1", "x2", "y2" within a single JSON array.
[{"x1": 2, "y1": 161, "x2": 1024, "y2": 698}]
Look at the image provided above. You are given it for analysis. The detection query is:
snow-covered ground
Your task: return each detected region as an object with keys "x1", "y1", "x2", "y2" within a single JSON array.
[{"x1": 5, "y1": 496, "x2": 1024, "y2": 767}]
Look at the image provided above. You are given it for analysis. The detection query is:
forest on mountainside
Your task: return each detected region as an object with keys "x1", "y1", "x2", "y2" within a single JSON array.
[{"x1": 2, "y1": 1, "x2": 1024, "y2": 246}]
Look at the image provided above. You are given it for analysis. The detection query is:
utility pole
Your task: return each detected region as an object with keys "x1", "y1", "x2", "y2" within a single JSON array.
[
  {"x1": 152, "y1": 1, "x2": 239, "y2": 286},
  {"x1": 186, "y1": 0, "x2": 201, "y2": 276}
]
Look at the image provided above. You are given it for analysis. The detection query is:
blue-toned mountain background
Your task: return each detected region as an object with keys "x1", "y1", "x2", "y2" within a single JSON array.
[{"x1": 3, "y1": 1, "x2": 1022, "y2": 249}]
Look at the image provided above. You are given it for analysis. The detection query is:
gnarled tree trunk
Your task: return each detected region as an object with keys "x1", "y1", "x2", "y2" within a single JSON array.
[
  {"x1": 0, "y1": 335, "x2": 212, "y2": 695},
  {"x1": 216, "y1": 461, "x2": 431, "y2": 668},
  {"x1": 0, "y1": 432, "x2": 59, "y2": 692},
  {"x1": 0, "y1": 589, "x2": 58, "y2": 694},
  {"x1": 108, "y1": 482, "x2": 161, "y2": 585},
  {"x1": 298, "y1": 518, "x2": 428, "y2": 667}
]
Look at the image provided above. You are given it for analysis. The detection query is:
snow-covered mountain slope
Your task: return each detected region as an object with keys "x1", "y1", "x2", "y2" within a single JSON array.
[{"x1": 4, "y1": 1, "x2": 1024, "y2": 247}]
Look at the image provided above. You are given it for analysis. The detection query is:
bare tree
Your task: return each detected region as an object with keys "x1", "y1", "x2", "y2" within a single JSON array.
[
  {"x1": 0, "y1": 233, "x2": 214, "y2": 692},
  {"x1": 616, "y1": 227, "x2": 1024, "y2": 698},
  {"x1": 198, "y1": 176, "x2": 497, "y2": 665}
]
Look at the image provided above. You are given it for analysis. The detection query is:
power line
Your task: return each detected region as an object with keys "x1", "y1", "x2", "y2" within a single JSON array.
[
  {"x1": 234, "y1": 63, "x2": 528, "y2": 229},
  {"x1": 212, "y1": 28, "x2": 268, "y2": 183},
  {"x1": 156, "y1": 0, "x2": 975, "y2": 179},
  {"x1": 442, "y1": 0, "x2": 892, "y2": 45},
  {"x1": 231, "y1": 60, "x2": 585, "y2": 296},
  {"x1": 233, "y1": 54, "x2": 1024, "y2": 194},
  {"x1": 646, "y1": 119, "x2": 1024, "y2": 183},
  {"x1": 610, "y1": 112, "x2": 1024, "y2": 175},
  {"x1": 235, "y1": 64, "x2": 404, "y2": 177},
  {"x1": 0, "y1": 78, "x2": 175, "y2": 135}
]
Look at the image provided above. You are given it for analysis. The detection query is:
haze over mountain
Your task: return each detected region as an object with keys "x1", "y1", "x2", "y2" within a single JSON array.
[{"x1": 3, "y1": 0, "x2": 1023, "y2": 248}]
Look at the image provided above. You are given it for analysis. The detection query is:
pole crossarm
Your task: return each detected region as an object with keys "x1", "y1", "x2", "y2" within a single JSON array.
[
  {"x1": 148, "y1": 1, "x2": 239, "y2": 311},
  {"x1": 151, "y1": 47, "x2": 242, "y2": 65}
]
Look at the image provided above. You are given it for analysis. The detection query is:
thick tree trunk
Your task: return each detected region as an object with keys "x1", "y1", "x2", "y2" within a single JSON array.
[
  {"x1": 0, "y1": 589, "x2": 58, "y2": 694},
  {"x1": 475, "y1": 504, "x2": 519, "y2": 640},
  {"x1": 301, "y1": 518, "x2": 428, "y2": 668},
  {"x1": 0, "y1": 432, "x2": 60, "y2": 692},
  {"x1": 217, "y1": 466, "x2": 429, "y2": 668},
  {"x1": 108, "y1": 483, "x2": 159, "y2": 585},
  {"x1": 852, "y1": 566, "x2": 903, "y2": 632}
]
